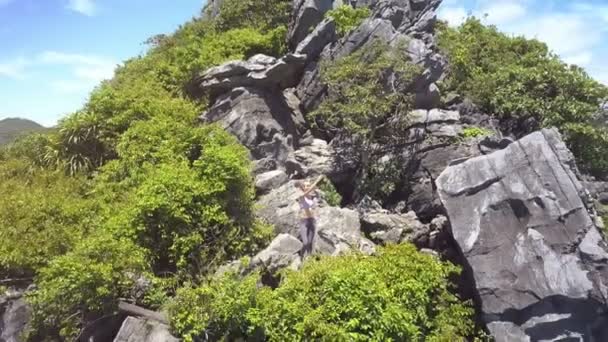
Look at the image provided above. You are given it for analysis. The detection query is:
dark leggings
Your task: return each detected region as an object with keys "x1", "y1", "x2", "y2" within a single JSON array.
[{"x1": 299, "y1": 217, "x2": 316, "y2": 257}]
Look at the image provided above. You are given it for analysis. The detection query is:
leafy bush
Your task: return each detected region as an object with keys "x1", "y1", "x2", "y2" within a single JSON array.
[
  {"x1": 313, "y1": 41, "x2": 421, "y2": 200},
  {"x1": 319, "y1": 179, "x2": 342, "y2": 206},
  {"x1": 152, "y1": 26, "x2": 287, "y2": 94},
  {"x1": 1, "y1": 132, "x2": 54, "y2": 172},
  {"x1": 326, "y1": 5, "x2": 371, "y2": 36},
  {"x1": 26, "y1": 233, "x2": 150, "y2": 341},
  {"x1": 461, "y1": 126, "x2": 492, "y2": 139},
  {"x1": 209, "y1": 0, "x2": 291, "y2": 33},
  {"x1": 438, "y1": 18, "x2": 608, "y2": 176},
  {"x1": 169, "y1": 244, "x2": 476, "y2": 341},
  {"x1": 170, "y1": 274, "x2": 260, "y2": 342},
  {"x1": 0, "y1": 159, "x2": 96, "y2": 276},
  {"x1": 47, "y1": 13, "x2": 287, "y2": 174},
  {"x1": 101, "y1": 121, "x2": 272, "y2": 277}
]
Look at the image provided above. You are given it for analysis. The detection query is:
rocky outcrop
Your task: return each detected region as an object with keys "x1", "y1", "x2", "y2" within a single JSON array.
[
  {"x1": 113, "y1": 317, "x2": 178, "y2": 342},
  {"x1": 296, "y1": 0, "x2": 447, "y2": 114},
  {"x1": 255, "y1": 169, "x2": 289, "y2": 194},
  {"x1": 361, "y1": 209, "x2": 430, "y2": 246},
  {"x1": 0, "y1": 289, "x2": 31, "y2": 342},
  {"x1": 200, "y1": 87, "x2": 300, "y2": 163},
  {"x1": 256, "y1": 180, "x2": 375, "y2": 256},
  {"x1": 246, "y1": 234, "x2": 303, "y2": 274},
  {"x1": 288, "y1": 0, "x2": 337, "y2": 50},
  {"x1": 295, "y1": 19, "x2": 338, "y2": 61},
  {"x1": 437, "y1": 128, "x2": 608, "y2": 341},
  {"x1": 194, "y1": 54, "x2": 307, "y2": 99}
]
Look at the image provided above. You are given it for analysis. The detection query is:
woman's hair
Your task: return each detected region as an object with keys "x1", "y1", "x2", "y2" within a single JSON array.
[{"x1": 294, "y1": 180, "x2": 309, "y2": 190}]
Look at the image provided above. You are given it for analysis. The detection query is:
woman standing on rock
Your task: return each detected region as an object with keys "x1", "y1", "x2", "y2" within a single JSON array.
[{"x1": 295, "y1": 175, "x2": 325, "y2": 259}]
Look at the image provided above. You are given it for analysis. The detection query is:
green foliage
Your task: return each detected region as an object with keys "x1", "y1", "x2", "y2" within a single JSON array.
[
  {"x1": 98, "y1": 121, "x2": 272, "y2": 277},
  {"x1": 326, "y1": 5, "x2": 371, "y2": 36},
  {"x1": 169, "y1": 244, "x2": 475, "y2": 341},
  {"x1": 151, "y1": 26, "x2": 287, "y2": 94},
  {"x1": 314, "y1": 40, "x2": 419, "y2": 143},
  {"x1": 0, "y1": 159, "x2": 96, "y2": 276},
  {"x1": 1, "y1": 132, "x2": 55, "y2": 173},
  {"x1": 26, "y1": 233, "x2": 150, "y2": 341},
  {"x1": 319, "y1": 179, "x2": 343, "y2": 206},
  {"x1": 438, "y1": 18, "x2": 608, "y2": 176},
  {"x1": 47, "y1": 1, "x2": 289, "y2": 174},
  {"x1": 209, "y1": 0, "x2": 291, "y2": 33},
  {"x1": 562, "y1": 123, "x2": 608, "y2": 178},
  {"x1": 461, "y1": 126, "x2": 493, "y2": 139},
  {"x1": 313, "y1": 41, "x2": 421, "y2": 200},
  {"x1": 170, "y1": 274, "x2": 260, "y2": 342}
]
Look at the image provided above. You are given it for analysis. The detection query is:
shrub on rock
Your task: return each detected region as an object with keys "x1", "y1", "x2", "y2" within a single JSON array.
[{"x1": 169, "y1": 244, "x2": 475, "y2": 341}]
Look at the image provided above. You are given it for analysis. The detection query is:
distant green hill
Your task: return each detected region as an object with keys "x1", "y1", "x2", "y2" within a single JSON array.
[{"x1": 0, "y1": 117, "x2": 47, "y2": 145}]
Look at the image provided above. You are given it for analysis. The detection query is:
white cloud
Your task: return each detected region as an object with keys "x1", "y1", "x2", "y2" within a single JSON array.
[
  {"x1": 0, "y1": 51, "x2": 116, "y2": 93},
  {"x1": 0, "y1": 58, "x2": 28, "y2": 79},
  {"x1": 39, "y1": 51, "x2": 107, "y2": 66},
  {"x1": 438, "y1": 6, "x2": 468, "y2": 26},
  {"x1": 479, "y1": 1, "x2": 527, "y2": 25},
  {"x1": 39, "y1": 51, "x2": 116, "y2": 94},
  {"x1": 564, "y1": 52, "x2": 593, "y2": 67},
  {"x1": 67, "y1": 0, "x2": 96, "y2": 16},
  {"x1": 512, "y1": 14, "x2": 601, "y2": 58},
  {"x1": 438, "y1": 0, "x2": 608, "y2": 83}
]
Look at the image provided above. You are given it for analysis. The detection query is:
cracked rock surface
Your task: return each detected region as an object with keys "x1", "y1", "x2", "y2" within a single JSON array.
[{"x1": 437, "y1": 128, "x2": 608, "y2": 342}]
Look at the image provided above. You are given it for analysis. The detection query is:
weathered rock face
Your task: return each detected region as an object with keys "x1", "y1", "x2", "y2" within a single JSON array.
[
  {"x1": 200, "y1": 87, "x2": 300, "y2": 163},
  {"x1": 256, "y1": 180, "x2": 375, "y2": 255},
  {"x1": 296, "y1": 0, "x2": 447, "y2": 114},
  {"x1": 255, "y1": 169, "x2": 289, "y2": 195},
  {"x1": 194, "y1": 53, "x2": 307, "y2": 99},
  {"x1": 0, "y1": 290, "x2": 31, "y2": 342},
  {"x1": 288, "y1": 0, "x2": 337, "y2": 50},
  {"x1": 113, "y1": 317, "x2": 178, "y2": 342},
  {"x1": 295, "y1": 19, "x2": 338, "y2": 61},
  {"x1": 247, "y1": 233, "x2": 303, "y2": 274},
  {"x1": 387, "y1": 109, "x2": 487, "y2": 220},
  {"x1": 360, "y1": 209, "x2": 431, "y2": 246},
  {"x1": 437, "y1": 128, "x2": 608, "y2": 341}
]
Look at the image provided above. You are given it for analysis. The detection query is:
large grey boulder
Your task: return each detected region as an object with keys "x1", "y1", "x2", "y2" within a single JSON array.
[
  {"x1": 293, "y1": 139, "x2": 337, "y2": 178},
  {"x1": 0, "y1": 290, "x2": 31, "y2": 342},
  {"x1": 200, "y1": 87, "x2": 300, "y2": 163},
  {"x1": 113, "y1": 317, "x2": 178, "y2": 342},
  {"x1": 288, "y1": 0, "x2": 336, "y2": 50},
  {"x1": 256, "y1": 180, "x2": 375, "y2": 255},
  {"x1": 194, "y1": 54, "x2": 307, "y2": 98},
  {"x1": 295, "y1": 19, "x2": 338, "y2": 61},
  {"x1": 255, "y1": 169, "x2": 289, "y2": 194},
  {"x1": 246, "y1": 234, "x2": 303, "y2": 273},
  {"x1": 437, "y1": 128, "x2": 608, "y2": 341},
  {"x1": 361, "y1": 209, "x2": 430, "y2": 246}
]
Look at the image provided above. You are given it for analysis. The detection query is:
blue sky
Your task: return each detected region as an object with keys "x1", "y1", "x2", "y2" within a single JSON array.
[
  {"x1": 438, "y1": 0, "x2": 608, "y2": 85},
  {"x1": 1, "y1": 0, "x2": 608, "y2": 126},
  {"x1": 0, "y1": 0, "x2": 203, "y2": 126}
]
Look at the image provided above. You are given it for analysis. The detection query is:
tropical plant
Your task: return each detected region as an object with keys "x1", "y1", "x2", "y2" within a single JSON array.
[
  {"x1": 169, "y1": 244, "x2": 476, "y2": 341},
  {"x1": 438, "y1": 17, "x2": 608, "y2": 176},
  {"x1": 326, "y1": 5, "x2": 371, "y2": 36},
  {"x1": 312, "y1": 40, "x2": 421, "y2": 200}
]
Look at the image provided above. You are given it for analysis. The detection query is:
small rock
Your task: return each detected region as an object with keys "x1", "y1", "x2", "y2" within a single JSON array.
[
  {"x1": 1, "y1": 292, "x2": 31, "y2": 342},
  {"x1": 295, "y1": 19, "x2": 337, "y2": 61},
  {"x1": 255, "y1": 170, "x2": 289, "y2": 194},
  {"x1": 247, "y1": 234, "x2": 303, "y2": 274},
  {"x1": 113, "y1": 317, "x2": 178, "y2": 342}
]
